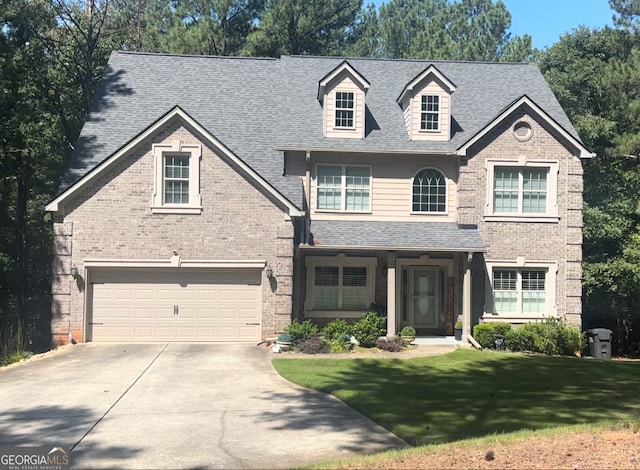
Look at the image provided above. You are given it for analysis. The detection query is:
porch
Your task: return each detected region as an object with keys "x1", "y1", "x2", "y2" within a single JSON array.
[{"x1": 296, "y1": 220, "x2": 486, "y2": 341}]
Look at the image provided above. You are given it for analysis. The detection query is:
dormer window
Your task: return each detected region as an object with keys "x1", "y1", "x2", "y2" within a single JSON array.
[
  {"x1": 397, "y1": 65, "x2": 455, "y2": 142},
  {"x1": 318, "y1": 61, "x2": 370, "y2": 139},
  {"x1": 420, "y1": 95, "x2": 440, "y2": 131},
  {"x1": 335, "y1": 92, "x2": 355, "y2": 128}
]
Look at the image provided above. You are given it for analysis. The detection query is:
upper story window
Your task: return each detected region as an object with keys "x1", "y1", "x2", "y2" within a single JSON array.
[
  {"x1": 316, "y1": 165, "x2": 371, "y2": 212},
  {"x1": 164, "y1": 154, "x2": 190, "y2": 204},
  {"x1": 412, "y1": 168, "x2": 447, "y2": 213},
  {"x1": 485, "y1": 159, "x2": 559, "y2": 222},
  {"x1": 152, "y1": 141, "x2": 202, "y2": 214},
  {"x1": 493, "y1": 269, "x2": 546, "y2": 315},
  {"x1": 335, "y1": 91, "x2": 355, "y2": 128},
  {"x1": 420, "y1": 95, "x2": 440, "y2": 131},
  {"x1": 494, "y1": 167, "x2": 547, "y2": 214}
]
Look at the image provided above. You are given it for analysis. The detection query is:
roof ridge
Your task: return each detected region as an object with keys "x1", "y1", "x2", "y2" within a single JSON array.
[
  {"x1": 282, "y1": 55, "x2": 532, "y2": 66},
  {"x1": 114, "y1": 51, "x2": 278, "y2": 61}
]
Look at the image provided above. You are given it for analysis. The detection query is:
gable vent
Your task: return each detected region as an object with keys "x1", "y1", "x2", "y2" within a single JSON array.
[{"x1": 513, "y1": 121, "x2": 533, "y2": 142}]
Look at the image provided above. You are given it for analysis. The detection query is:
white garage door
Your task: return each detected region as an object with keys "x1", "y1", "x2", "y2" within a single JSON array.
[{"x1": 90, "y1": 269, "x2": 262, "y2": 342}]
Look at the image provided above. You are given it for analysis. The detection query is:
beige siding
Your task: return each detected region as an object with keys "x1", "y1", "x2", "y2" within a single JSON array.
[
  {"x1": 324, "y1": 74, "x2": 366, "y2": 139},
  {"x1": 457, "y1": 111, "x2": 583, "y2": 325},
  {"x1": 310, "y1": 153, "x2": 457, "y2": 222},
  {"x1": 51, "y1": 120, "x2": 295, "y2": 344}
]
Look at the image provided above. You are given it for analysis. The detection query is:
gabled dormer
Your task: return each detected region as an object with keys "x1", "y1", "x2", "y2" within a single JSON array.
[
  {"x1": 318, "y1": 61, "x2": 370, "y2": 139},
  {"x1": 397, "y1": 65, "x2": 456, "y2": 141}
]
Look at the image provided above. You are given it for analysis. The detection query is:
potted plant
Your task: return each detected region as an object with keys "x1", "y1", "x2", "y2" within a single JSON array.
[
  {"x1": 454, "y1": 320, "x2": 463, "y2": 341},
  {"x1": 276, "y1": 333, "x2": 292, "y2": 351},
  {"x1": 400, "y1": 326, "x2": 416, "y2": 344}
]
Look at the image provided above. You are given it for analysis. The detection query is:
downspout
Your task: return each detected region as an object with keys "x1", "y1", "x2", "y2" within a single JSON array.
[{"x1": 305, "y1": 151, "x2": 311, "y2": 244}]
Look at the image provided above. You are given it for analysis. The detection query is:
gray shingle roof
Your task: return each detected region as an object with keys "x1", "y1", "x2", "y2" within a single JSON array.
[
  {"x1": 309, "y1": 220, "x2": 485, "y2": 251},
  {"x1": 61, "y1": 52, "x2": 579, "y2": 210}
]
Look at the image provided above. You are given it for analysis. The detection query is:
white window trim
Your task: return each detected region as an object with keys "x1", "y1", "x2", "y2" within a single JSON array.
[
  {"x1": 151, "y1": 140, "x2": 202, "y2": 214},
  {"x1": 410, "y1": 167, "x2": 449, "y2": 215},
  {"x1": 315, "y1": 164, "x2": 372, "y2": 213},
  {"x1": 304, "y1": 254, "x2": 377, "y2": 316},
  {"x1": 484, "y1": 258, "x2": 558, "y2": 321},
  {"x1": 419, "y1": 94, "x2": 441, "y2": 133},
  {"x1": 484, "y1": 158, "x2": 559, "y2": 222},
  {"x1": 333, "y1": 90, "x2": 356, "y2": 131}
]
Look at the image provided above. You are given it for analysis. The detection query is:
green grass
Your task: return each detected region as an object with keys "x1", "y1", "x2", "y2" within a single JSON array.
[
  {"x1": 272, "y1": 349, "x2": 640, "y2": 446},
  {"x1": 0, "y1": 349, "x2": 32, "y2": 367}
]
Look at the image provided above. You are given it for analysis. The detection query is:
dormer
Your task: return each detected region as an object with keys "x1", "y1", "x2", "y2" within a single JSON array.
[
  {"x1": 318, "y1": 61, "x2": 370, "y2": 139},
  {"x1": 397, "y1": 65, "x2": 456, "y2": 141}
]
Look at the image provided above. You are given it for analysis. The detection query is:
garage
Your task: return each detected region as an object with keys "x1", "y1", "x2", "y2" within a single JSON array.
[{"x1": 88, "y1": 269, "x2": 262, "y2": 342}]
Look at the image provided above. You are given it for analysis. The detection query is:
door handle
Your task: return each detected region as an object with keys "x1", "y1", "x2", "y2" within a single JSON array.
[{"x1": 174, "y1": 305, "x2": 178, "y2": 316}]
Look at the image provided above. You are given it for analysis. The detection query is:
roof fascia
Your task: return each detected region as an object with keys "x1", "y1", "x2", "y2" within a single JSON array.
[
  {"x1": 396, "y1": 64, "x2": 457, "y2": 104},
  {"x1": 317, "y1": 60, "x2": 371, "y2": 102},
  {"x1": 46, "y1": 106, "x2": 305, "y2": 217},
  {"x1": 456, "y1": 95, "x2": 594, "y2": 159},
  {"x1": 276, "y1": 145, "x2": 456, "y2": 156},
  {"x1": 300, "y1": 243, "x2": 485, "y2": 253}
]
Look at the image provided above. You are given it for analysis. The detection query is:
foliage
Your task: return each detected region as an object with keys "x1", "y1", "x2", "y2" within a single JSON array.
[
  {"x1": 454, "y1": 320, "x2": 463, "y2": 329},
  {"x1": 322, "y1": 319, "x2": 353, "y2": 342},
  {"x1": 283, "y1": 320, "x2": 318, "y2": 346},
  {"x1": 0, "y1": 349, "x2": 32, "y2": 367},
  {"x1": 504, "y1": 318, "x2": 583, "y2": 356},
  {"x1": 400, "y1": 326, "x2": 416, "y2": 337},
  {"x1": 539, "y1": 23, "x2": 640, "y2": 355},
  {"x1": 296, "y1": 334, "x2": 329, "y2": 354},
  {"x1": 327, "y1": 338, "x2": 352, "y2": 353},
  {"x1": 273, "y1": 348, "x2": 640, "y2": 445},
  {"x1": 352, "y1": 311, "x2": 386, "y2": 348},
  {"x1": 353, "y1": 0, "x2": 533, "y2": 61},
  {"x1": 472, "y1": 323, "x2": 511, "y2": 348},
  {"x1": 375, "y1": 336, "x2": 405, "y2": 352}
]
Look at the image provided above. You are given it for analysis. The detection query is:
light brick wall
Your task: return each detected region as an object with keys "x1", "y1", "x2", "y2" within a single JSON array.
[
  {"x1": 458, "y1": 110, "x2": 583, "y2": 326},
  {"x1": 51, "y1": 119, "x2": 294, "y2": 345}
]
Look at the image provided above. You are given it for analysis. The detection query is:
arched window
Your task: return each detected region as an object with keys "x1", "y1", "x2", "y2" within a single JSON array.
[{"x1": 412, "y1": 168, "x2": 447, "y2": 213}]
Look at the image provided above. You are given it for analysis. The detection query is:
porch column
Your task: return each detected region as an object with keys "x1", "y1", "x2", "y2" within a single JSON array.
[
  {"x1": 463, "y1": 252, "x2": 473, "y2": 342},
  {"x1": 386, "y1": 253, "x2": 396, "y2": 336}
]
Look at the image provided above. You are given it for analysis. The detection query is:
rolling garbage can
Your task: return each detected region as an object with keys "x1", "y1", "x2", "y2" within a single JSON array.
[{"x1": 587, "y1": 328, "x2": 613, "y2": 360}]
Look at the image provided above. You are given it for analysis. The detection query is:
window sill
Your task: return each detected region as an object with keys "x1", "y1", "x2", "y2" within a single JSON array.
[
  {"x1": 315, "y1": 209, "x2": 372, "y2": 214},
  {"x1": 410, "y1": 211, "x2": 449, "y2": 216},
  {"x1": 151, "y1": 205, "x2": 202, "y2": 215},
  {"x1": 483, "y1": 214, "x2": 559, "y2": 223},
  {"x1": 482, "y1": 313, "x2": 557, "y2": 322}
]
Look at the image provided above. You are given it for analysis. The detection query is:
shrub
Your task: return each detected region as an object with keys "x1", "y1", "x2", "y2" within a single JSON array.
[
  {"x1": 322, "y1": 319, "x2": 353, "y2": 342},
  {"x1": 283, "y1": 320, "x2": 318, "y2": 346},
  {"x1": 454, "y1": 320, "x2": 463, "y2": 329},
  {"x1": 400, "y1": 326, "x2": 416, "y2": 337},
  {"x1": 375, "y1": 336, "x2": 405, "y2": 352},
  {"x1": 297, "y1": 334, "x2": 329, "y2": 354},
  {"x1": 505, "y1": 318, "x2": 583, "y2": 356},
  {"x1": 352, "y1": 311, "x2": 387, "y2": 348},
  {"x1": 473, "y1": 322, "x2": 512, "y2": 349},
  {"x1": 328, "y1": 338, "x2": 352, "y2": 353}
]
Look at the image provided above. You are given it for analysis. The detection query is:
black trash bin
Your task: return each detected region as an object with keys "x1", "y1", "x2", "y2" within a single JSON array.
[{"x1": 587, "y1": 328, "x2": 613, "y2": 360}]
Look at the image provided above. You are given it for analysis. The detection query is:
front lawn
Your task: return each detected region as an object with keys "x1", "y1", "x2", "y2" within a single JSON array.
[{"x1": 272, "y1": 349, "x2": 640, "y2": 445}]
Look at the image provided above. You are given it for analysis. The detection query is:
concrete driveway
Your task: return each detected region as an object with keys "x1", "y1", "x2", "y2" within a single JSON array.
[{"x1": 0, "y1": 343, "x2": 407, "y2": 469}]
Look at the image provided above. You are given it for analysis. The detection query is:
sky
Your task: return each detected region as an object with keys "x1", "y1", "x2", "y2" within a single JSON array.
[{"x1": 502, "y1": 0, "x2": 615, "y2": 49}]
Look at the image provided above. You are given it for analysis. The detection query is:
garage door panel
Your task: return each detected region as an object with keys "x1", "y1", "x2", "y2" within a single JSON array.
[{"x1": 90, "y1": 270, "x2": 262, "y2": 342}]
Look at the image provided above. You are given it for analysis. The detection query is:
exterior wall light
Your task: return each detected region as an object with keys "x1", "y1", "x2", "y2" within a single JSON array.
[
  {"x1": 266, "y1": 267, "x2": 273, "y2": 279},
  {"x1": 70, "y1": 265, "x2": 80, "y2": 280}
]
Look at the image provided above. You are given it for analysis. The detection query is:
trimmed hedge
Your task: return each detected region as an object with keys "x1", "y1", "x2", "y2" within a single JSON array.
[
  {"x1": 352, "y1": 311, "x2": 387, "y2": 347},
  {"x1": 283, "y1": 320, "x2": 318, "y2": 346},
  {"x1": 505, "y1": 318, "x2": 583, "y2": 356},
  {"x1": 473, "y1": 322, "x2": 512, "y2": 348}
]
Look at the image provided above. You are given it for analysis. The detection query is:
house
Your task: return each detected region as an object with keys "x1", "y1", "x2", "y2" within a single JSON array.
[{"x1": 45, "y1": 52, "x2": 590, "y2": 345}]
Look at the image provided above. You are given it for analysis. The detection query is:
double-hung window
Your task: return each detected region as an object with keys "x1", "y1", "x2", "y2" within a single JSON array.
[
  {"x1": 485, "y1": 160, "x2": 559, "y2": 222},
  {"x1": 313, "y1": 266, "x2": 367, "y2": 310},
  {"x1": 335, "y1": 91, "x2": 355, "y2": 128},
  {"x1": 420, "y1": 95, "x2": 440, "y2": 131},
  {"x1": 151, "y1": 142, "x2": 202, "y2": 214},
  {"x1": 494, "y1": 167, "x2": 547, "y2": 214},
  {"x1": 493, "y1": 269, "x2": 546, "y2": 314},
  {"x1": 317, "y1": 165, "x2": 371, "y2": 212}
]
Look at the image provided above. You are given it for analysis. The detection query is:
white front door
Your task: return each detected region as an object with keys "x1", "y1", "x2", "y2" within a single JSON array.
[{"x1": 410, "y1": 267, "x2": 440, "y2": 329}]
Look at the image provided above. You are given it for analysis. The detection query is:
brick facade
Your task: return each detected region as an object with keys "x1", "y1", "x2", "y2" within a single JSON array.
[
  {"x1": 51, "y1": 119, "x2": 294, "y2": 345},
  {"x1": 458, "y1": 110, "x2": 583, "y2": 326}
]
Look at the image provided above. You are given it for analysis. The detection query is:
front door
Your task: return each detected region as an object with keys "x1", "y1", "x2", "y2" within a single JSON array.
[{"x1": 409, "y1": 267, "x2": 440, "y2": 330}]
